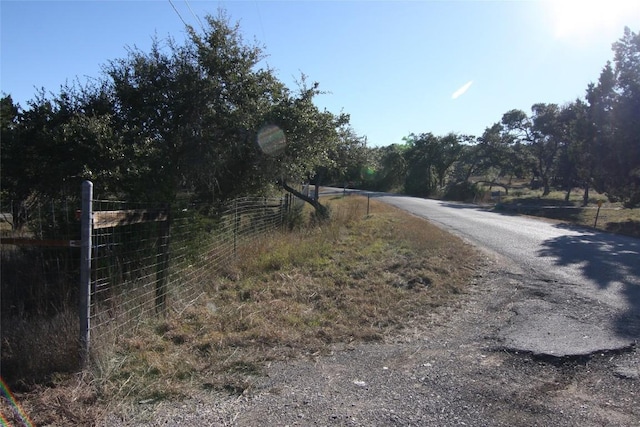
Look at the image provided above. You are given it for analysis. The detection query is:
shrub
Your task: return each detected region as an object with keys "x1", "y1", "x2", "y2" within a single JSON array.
[{"x1": 443, "y1": 181, "x2": 484, "y2": 202}]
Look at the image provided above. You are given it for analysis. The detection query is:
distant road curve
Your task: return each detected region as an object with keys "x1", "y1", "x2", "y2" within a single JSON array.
[{"x1": 322, "y1": 188, "x2": 640, "y2": 356}]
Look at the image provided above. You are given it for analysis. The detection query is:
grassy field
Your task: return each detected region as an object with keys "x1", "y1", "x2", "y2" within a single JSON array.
[
  {"x1": 2, "y1": 195, "x2": 482, "y2": 426},
  {"x1": 477, "y1": 181, "x2": 640, "y2": 238}
]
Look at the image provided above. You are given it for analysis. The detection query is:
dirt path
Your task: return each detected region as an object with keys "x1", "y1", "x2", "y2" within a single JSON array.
[{"x1": 103, "y1": 257, "x2": 639, "y2": 426}]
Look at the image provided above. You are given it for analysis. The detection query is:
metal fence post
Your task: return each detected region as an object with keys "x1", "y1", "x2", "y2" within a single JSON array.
[
  {"x1": 79, "y1": 180, "x2": 93, "y2": 366},
  {"x1": 155, "y1": 205, "x2": 170, "y2": 314},
  {"x1": 234, "y1": 199, "x2": 238, "y2": 258}
]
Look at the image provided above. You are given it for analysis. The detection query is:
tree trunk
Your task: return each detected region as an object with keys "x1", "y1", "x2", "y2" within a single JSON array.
[
  {"x1": 280, "y1": 181, "x2": 329, "y2": 220},
  {"x1": 582, "y1": 182, "x2": 590, "y2": 207},
  {"x1": 542, "y1": 176, "x2": 550, "y2": 196}
]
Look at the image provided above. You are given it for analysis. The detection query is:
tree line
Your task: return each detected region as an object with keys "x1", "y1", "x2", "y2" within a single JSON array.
[
  {"x1": 1, "y1": 13, "x2": 367, "y2": 224},
  {"x1": 364, "y1": 27, "x2": 639, "y2": 208},
  {"x1": 1, "y1": 18, "x2": 638, "y2": 224}
]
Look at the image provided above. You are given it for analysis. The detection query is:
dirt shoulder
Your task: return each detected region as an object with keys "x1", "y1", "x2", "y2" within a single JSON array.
[{"x1": 102, "y1": 256, "x2": 639, "y2": 426}]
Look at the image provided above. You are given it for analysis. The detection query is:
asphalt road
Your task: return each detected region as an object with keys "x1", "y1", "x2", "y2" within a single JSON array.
[{"x1": 336, "y1": 190, "x2": 640, "y2": 357}]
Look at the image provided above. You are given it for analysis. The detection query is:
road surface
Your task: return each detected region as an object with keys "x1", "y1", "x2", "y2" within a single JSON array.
[{"x1": 351, "y1": 191, "x2": 640, "y2": 357}]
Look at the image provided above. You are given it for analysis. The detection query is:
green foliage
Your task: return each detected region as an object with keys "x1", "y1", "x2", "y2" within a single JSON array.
[
  {"x1": 104, "y1": 14, "x2": 283, "y2": 202},
  {"x1": 587, "y1": 27, "x2": 640, "y2": 207},
  {"x1": 321, "y1": 126, "x2": 370, "y2": 186},
  {"x1": 500, "y1": 103, "x2": 565, "y2": 196},
  {"x1": 403, "y1": 133, "x2": 463, "y2": 197},
  {"x1": 263, "y1": 76, "x2": 351, "y2": 186},
  {"x1": 367, "y1": 143, "x2": 407, "y2": 191},
  {"x1": 442, "y1": 181, "x2": 484, "y2": 202},
  {"x1": 1, "y1": 12, "x2": 364, "y2": 218}
]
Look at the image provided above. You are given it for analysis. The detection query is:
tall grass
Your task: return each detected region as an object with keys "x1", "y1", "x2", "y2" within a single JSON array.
[
  {"x1": 3, "y1": 195, "x2": 481, "y2": 425},
  {"x1": 88, "y1": 195, "x2": 480, "y2": 404},
  {"x1": 1, "y1": 246, "x2": 81, "y2": 389}
]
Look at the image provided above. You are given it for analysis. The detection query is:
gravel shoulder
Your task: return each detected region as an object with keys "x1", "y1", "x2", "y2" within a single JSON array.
[{"x1": 102, "y1": 255, "x2": 640, "y2": 426}]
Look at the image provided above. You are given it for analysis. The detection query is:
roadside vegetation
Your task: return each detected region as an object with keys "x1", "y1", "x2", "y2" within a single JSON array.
[
  {"x1": 1, "y1": 8, "x2": 638, "y2": 425},
  {"x1": 0, "y1": 195, "x2": 481, "y2": 425},
  {"x1": 472, "y1": 179, "x2": 640, "y2": 238},
  {"x1": 359, "y1": 29, "x2": 640, "y2": 214}
]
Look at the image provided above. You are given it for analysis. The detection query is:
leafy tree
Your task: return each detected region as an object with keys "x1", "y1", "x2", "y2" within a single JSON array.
[
  {"x1": 553, "y1": 100, "x2": 592, "y2": 203},
  {"x1": 433, "y1": 133, "x2": 464, "y2": 188},
  {"x1": 105, "y1": 14, "x2": 355, "y2": 219},
  {"x1": 262, "y1": 78, "x2": 350, "y2": 218},
  {"x1": 1, "y1": 83, "x2": 122, "y2": 230},
  {"x1": 403, "y1": 133, "x2": 463, "y2": 197},
  {"x1": 319, "y1": 126, "x2": 370, "y2": 187},
  {"x1": 372, "y1": 143, "x2": 408, "y2": 191},
  {"x1": 501, "y1": 104, "x2": 564, "y2": 196},
  {"x1": 587, "y1": 27, "x2": 640, "y2": 206},
  {"x1": 104, "y1": 14, "x2": 284, "y2": 203},
  {"x1": 1, "y1": 95, "x2": 21, "y2": 202},
  {"x1": 472, "y1": 122, "x2": 532, "y2": 189},
  {"x1": 3, "y1": 10, "x2": 360, "y2": 228}
]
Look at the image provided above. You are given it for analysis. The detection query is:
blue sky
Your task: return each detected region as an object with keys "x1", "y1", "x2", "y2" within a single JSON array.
[{"x1": 2, "y1": 1, "x2": 639, "y2": 147}]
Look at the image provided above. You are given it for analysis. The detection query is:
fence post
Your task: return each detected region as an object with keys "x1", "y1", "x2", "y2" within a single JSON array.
[
  {"x1": 234, "y1": 200, "x2": 238, "y2": 258},
  {"x1": 155, "y1": 205, "x2": 170, "y2": 314},
  {"x1": 79, "y1": 180, "x2": 93, "y2": 366}
]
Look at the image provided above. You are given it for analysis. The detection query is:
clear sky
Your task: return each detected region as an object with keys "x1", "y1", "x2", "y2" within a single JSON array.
[{"x1": 2, "y1": 1, "x2": 639, "y2": 147}]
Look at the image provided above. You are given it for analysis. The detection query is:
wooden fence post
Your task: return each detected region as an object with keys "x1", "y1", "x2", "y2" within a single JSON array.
[{"x1": 79, "y1": 180, "x2": 93, "y2": 366}]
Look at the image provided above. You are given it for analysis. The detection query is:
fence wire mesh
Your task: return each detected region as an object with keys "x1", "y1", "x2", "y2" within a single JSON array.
[
  {"x1": 88, "y1": 196, "x2": 291, "y2": 350},
  {"x1": 0, "y1": 198, "x2": 81, "y2": 319},
  {"x1": 1, "y1": 189, "x2": 299, "y2": 367}
]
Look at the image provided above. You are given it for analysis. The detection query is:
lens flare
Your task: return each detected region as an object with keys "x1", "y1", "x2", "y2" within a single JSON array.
[
  {"x1": 0, "y1": 377, "x2": 34, "y2": 427},
  {"x1": 257, "y1": 124, "x2": 287, "y2": 156}
]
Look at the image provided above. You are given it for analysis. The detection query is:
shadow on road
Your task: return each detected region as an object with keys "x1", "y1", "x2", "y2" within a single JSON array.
[{"x1": 538, "y1": 227, "x2": 640, "y2": 340}]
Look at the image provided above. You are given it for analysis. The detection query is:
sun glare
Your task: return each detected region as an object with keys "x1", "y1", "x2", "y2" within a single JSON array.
[{"x1": 548, "y1": 0, "x2": 640, "y2": 41}]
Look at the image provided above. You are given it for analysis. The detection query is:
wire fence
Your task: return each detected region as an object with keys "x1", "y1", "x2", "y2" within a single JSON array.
[
  {"x1": 1, "y1": 185, "x2": 304, "y2": 369},
  {"x1": 0, "y1": 197, "x2": 81, "y2": 319},
  {"x1": 88, "y1": 195, "x2": 293, "y2": 351}
]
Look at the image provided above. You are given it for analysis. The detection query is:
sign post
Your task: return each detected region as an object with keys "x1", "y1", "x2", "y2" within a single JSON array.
[{"x1": 594, "y1": 200, "x2": 603, "y2": 228}]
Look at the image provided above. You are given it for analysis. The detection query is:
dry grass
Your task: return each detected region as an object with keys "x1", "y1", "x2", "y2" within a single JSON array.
[
  {"x1": 2, "y1": 195, "x2": 481, "y2": 425},
  {"x1": 1, "y1": 311, "x2": 80, "y2": 385},
  {"x1": 95, "y1": 196, "x2": 479, "y2": 398}
]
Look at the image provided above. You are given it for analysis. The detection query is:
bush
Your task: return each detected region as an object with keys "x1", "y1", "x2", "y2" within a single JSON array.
[{"x1": 443, "y1": 181, "x2": 484, "y2": 202}]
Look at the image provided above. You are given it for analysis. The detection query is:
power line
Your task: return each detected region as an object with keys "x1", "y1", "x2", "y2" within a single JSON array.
[
  {"x1": 184, "y1": 0, "x2": 205, "y2": 32},
  {"x1": 168, "y1": 0, "x2": 189, "y2": 28}
]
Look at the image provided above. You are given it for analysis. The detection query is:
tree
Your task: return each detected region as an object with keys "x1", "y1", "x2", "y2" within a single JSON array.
[
  {"x1": 501, "y1": 104, "x2": 564, "y2": 196},
  {"x1": 553, "y1": 100, "x2": 592, "y2": 203},
  {"x1": 1, "y1": 95, "x2": 21, "y2": 202},
  {"x1": 587, "y1": 27, "x2": 640, "y2": 207},
  {"x1": 373, "y1": 143, "x2": 408, "y2": 191},
  {"x1": 104, "y1": 14, "x2": 284, "y2": 203},
  {"x1": 3, "y1": 11, "x2": 358, "y2": 223},
  {"x1": 403, "y1": 133, "x2": 463, "y2": 197},
  {"x1": 471, "y1": 122, "x2": 533, "y2": 189},
  {"x1": 261, "y1": 78, "x2": 350, "y2": 218},
  {"x1": 0, "y1": 82, "x2": 124, "y2": 231},
  {"x1": 319, "y1": 126, "x2": 370, "y2": 187}
]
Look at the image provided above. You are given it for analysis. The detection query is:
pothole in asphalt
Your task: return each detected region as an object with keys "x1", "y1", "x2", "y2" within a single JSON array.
[{"x1": 498, "y1": 306, "x2": 636, "y2": 359}]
